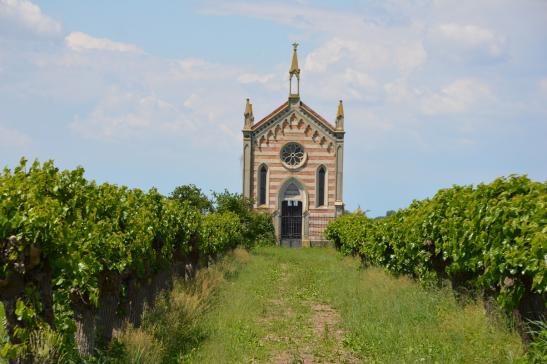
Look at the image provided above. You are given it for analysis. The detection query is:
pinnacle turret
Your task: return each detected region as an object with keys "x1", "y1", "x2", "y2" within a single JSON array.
[
  {"x1": 336, "y1": 100, "x2": 344, "y2": 130},
  {"x1": 243, "y1": 98, "x2": 254, "y2": 129}
]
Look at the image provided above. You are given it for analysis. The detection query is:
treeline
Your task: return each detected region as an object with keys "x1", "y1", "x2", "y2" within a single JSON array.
[
  {"x1": 326, "y1": 175, "x2": 546, "y2": 335},
  {"x1": 0, "y1": 158, "x2": 274, "y2": 362}
]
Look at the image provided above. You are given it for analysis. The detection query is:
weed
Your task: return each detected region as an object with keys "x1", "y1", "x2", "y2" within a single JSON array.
[
  {"x1": 115, "y1": 248, "x2": 250, "y2": 363},
  {"x1": 28, "y1": 326, "x2": 68, "y2": 363},
  {"x1": 527, "y1": 320, "x2": 547, "y2": 363},
  {"x1": 117, "y1": 324, "x2": 164, "y2": 364}
]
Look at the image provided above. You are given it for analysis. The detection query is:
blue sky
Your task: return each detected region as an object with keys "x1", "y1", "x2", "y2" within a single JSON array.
[{"x1": 1, "y1": 0, "x2": 546, "y2": 216}]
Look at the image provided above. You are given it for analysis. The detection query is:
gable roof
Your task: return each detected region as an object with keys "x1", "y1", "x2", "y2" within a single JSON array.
[
  {"x1": 300, "y1": 102, "x2": 336, "y2": 132},
  {"x1": 251, "y1": 101, "x2": 289, "y2": 130},
  {"x1": 251, "y1": 100, "x2": 336, "y2": 133}
]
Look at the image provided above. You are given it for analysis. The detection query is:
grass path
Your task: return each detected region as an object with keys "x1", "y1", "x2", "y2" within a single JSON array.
[
  {"x1": 183, "y1": 247, "x2": 525, "y2": 363},
  {"x1": 0, "y1": 247, "x2": 527, "y2": 363}
]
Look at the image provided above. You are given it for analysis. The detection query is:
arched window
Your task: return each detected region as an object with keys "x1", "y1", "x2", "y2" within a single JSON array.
[
  {"x1": 259, "y1": 165, "x2": 268, "y2": 205},
  {"x1": 317, "y1": 166, "x2": 326, "y2": 207}
]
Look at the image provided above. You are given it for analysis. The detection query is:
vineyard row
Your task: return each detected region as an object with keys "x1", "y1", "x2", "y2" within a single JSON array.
[
  {"x1": 0, "y1": 158, "x2": 275, "y2": 362},
  {"x1": 325, "y1": 175, "x2": 546, "y2": 333}
]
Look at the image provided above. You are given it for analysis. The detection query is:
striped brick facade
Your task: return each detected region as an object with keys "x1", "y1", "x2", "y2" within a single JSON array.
[{"x1": 242, "y1": 84, "x2": 345, "y2": 246}]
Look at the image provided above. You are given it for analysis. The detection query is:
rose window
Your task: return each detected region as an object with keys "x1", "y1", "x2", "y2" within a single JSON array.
[{"x1": 281, "y1": 143, "x2": 306, "y2": 168}]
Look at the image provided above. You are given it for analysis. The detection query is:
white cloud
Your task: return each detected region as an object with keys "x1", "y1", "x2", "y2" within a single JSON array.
[
  {"x1": 302, "y1": 36, "x2": 425, "y2": 79},
  {"x1": 202, "y1": 2, "x2": 433, "y2": 109},
  {"x1": 203, "y1": 2, "x2": 366, "y2": 36},
  {"x1": 438, "y1": 23, "x2": 495, "y2": 45},
  {"x1": 395, "y1": 42, "x2": 427, "y2": 74},
  {"x1": 421, "y1": 79, "x2": 492, "y2": 115},
  {"x1": 304, "y1": 38, "x2": 348, "y2": 73},
  {"x1": 237, "y1": 72, "x2": 275, "y2": 84},
  {"x1": 344, "y1": 68, "x2": 376, "y2": 89},
  {"x1": 65, "y1": 32, "x2": 142, "y2": 53},
  {"x1": 183, "y1": 93, "x2": 200, "y2": 109},
  {"x1": 70, "y1": 88, "x2": 195, "y2": 140},
  {"x1": 435, "y1": 23, "x2": 505, "y2": 57},
  {"x1": 0, "y1": 0, "x2": 61, "y2": 35},
  {"x1": 0, "y1": 125, "x2": 31, "y2": 146},
  {"x1": 209, "y1": 2, "x2": 427, "y2": 75},
  {"x1": 384, "y1": 79, "x2": 420, "y2": 104},
  {"x1": 160, "y1": 58, "x2": 240, "y2": 81}
]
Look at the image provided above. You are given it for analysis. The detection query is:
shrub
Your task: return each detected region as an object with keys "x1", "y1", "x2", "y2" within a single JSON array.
[
  {"x1": 199, "y1": 212, "x2": 243, "y2": 256},
  {"x1": 326, "y1": 175, "x2": 547, "y2": 312},
  {"x1": 247, "y1": 212, "x2": 276, "y2": 247},
  {"x1": 169, "y1": 184, "x2": 212, "y2": 214},
  {"x1": 212, "y1": 190, "x2": 275, "y2": 248},
  {"x1": 0, "y1": 158, "x2": 247, "y2": 362}
]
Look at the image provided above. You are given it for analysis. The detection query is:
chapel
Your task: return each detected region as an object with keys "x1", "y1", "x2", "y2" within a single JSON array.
[{"x1": 242, "y1": 44, "x2": 345, "y2": 247}]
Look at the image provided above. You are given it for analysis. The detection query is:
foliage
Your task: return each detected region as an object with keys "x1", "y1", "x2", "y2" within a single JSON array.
[
  {"x1": 169, "y1": 184, "x2": 212, "y2": 214},
  {"x1": 527, "y1": 320, "x2": 547, "y2": 363},
  {"x1": 326, "y1": 175, "x2": 547, "y2": 312},
  {"x1": 325, "y1": 212, "x2": 369, "y2": 256},
  {"x1": 248, "y1": 212, "x2": 276, "y2": 247},
  {"x1": 212, "y1": 190, "x2": 275, "y2": 248},
  {"x1": 199, "y1": 212, "x2": 243, "y2": 256},
  {"x1": 0, "y1": 158, "x2": 256, "y2": 362},
  {"x1": 213, "y1": 190, "x2": 253, "y2": 217}
]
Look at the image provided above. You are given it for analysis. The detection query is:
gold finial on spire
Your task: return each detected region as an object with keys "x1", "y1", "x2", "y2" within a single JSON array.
[
  {"x1": 289, "y1": 42, "x2": 300, "y2": 75},
  {"x1": 336, "y1": 100, "x2": 344, "y2": 130}
]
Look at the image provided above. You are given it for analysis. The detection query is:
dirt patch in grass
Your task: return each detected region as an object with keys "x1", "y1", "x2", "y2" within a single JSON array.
[
  {"x1": 266, "y1": 302, "x2": 359, "y2": 364},
  {"x1": 270, "y1": 350, "x2": 316, "y2": 364},
  {"x1": 310, "y1": 303, "x2": 359, "y2": 364},
  {"x1": 312, "y1": 303, "x2": 342, "y2": 339}
]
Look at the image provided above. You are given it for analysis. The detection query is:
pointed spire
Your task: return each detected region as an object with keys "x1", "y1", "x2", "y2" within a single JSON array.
[
  {"x1": 337, "y1": 100, "x2": 344, "y2": 118},
  {"x1": 244, "y1": 98, "x2": 253, "y2": 116},
  {"x1": 336, "y1": 100, "x2": 344, "y2": 130},
  {"x1": 289, "y1": 42, "x2": 300, "y2": 75},
  {"x1": 289, "y1": 43, "x2": 301, "y2": 99},
  {"x1": 243, "y1": 98, "x2": 254, "y2": 129}
]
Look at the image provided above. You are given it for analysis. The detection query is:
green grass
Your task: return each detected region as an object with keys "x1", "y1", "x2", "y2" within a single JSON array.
[
  {"x1": 0, "y1": 304, "x2": 5, "y2": 342},
  {"x1": 182, "y1": 246, "x2": 525, "y2": 363},
  {"x1": 1, "y1": 247, "x2": 529, "y2": 363},
  {"x1": 1, "y1": 303, "x2": 6, "y2": 364}
]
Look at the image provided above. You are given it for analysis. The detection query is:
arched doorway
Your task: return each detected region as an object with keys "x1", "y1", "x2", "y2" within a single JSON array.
[{"x1": 279, "y1": 180, "x2": 305, "y2": 247}]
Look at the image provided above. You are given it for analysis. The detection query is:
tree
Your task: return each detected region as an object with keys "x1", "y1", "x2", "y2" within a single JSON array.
[{"x1": 169, "y1": 184, "x2": 212, "y2": 213}]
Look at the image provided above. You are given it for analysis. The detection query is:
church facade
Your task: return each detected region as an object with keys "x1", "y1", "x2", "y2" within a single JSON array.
[{"x1": 242, "y1": 44, "x2": 345, "y2": 247}]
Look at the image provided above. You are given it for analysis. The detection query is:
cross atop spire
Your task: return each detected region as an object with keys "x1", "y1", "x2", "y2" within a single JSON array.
[{"x1": 289, "y1": 43, "x2": 301, "y2": 99}]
